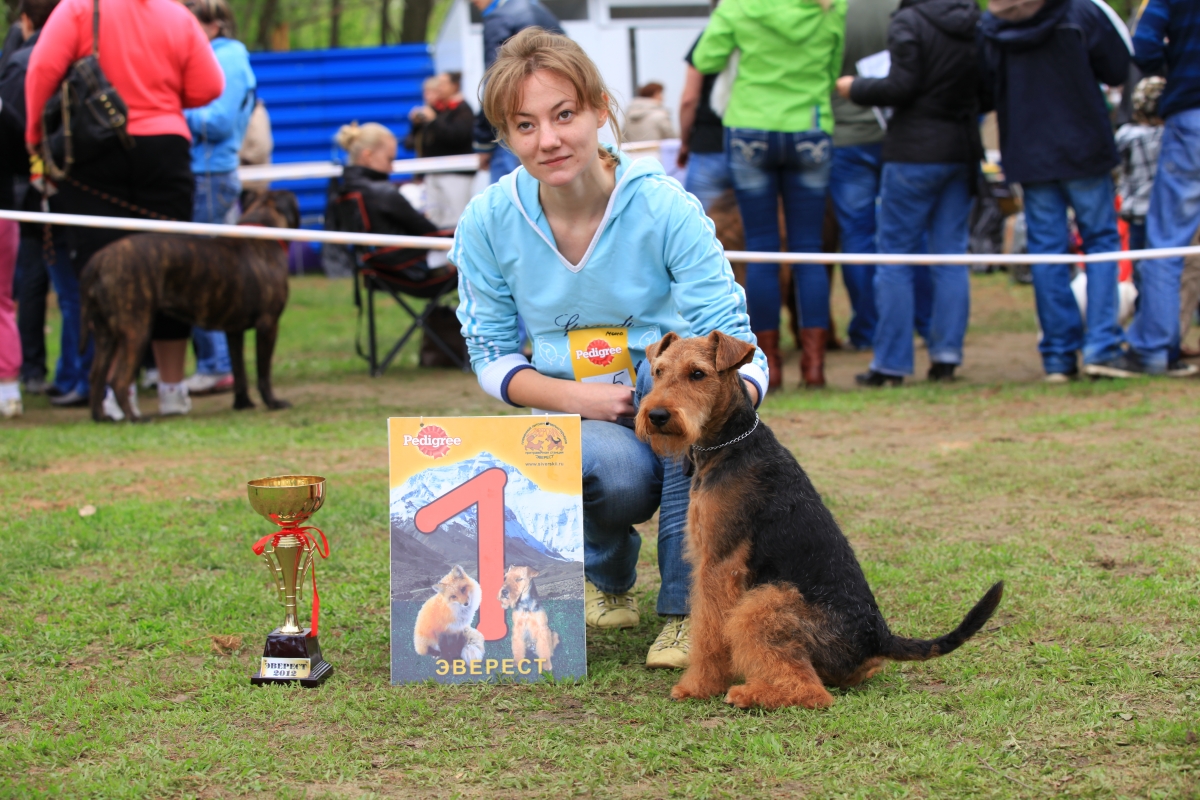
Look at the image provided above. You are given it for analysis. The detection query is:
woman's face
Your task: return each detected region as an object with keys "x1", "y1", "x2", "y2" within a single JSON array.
[
  {"x1": 506, "y1": 71, "x2": 607, "y2": 188},
  {"x1": 358, "y1": 139, "x2": 396, "y2": 173}
]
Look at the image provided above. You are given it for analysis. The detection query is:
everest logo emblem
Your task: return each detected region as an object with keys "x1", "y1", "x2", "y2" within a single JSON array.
[
  {"x1": 404, "y1": 425, "x2": 461, "y2": 459},
  {"x1": 577, "y1": 339, "x2": 620, "y2": 367}
]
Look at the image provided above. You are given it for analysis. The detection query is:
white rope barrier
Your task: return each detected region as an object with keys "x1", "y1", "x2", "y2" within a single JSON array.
[
  {"x1": 233, "y1": 141, "x2": 672, "y2": 183},
  {"x1": 2, "y1": 207, "x2": 1198, "y2": 266}
]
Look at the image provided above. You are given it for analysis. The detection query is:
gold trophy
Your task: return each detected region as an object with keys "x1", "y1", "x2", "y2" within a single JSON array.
[{"x1": 247, "y1": 475, "x2": 333, "y2": 686}]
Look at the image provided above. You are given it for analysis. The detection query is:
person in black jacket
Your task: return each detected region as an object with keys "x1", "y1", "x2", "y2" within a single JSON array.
[
  {"x1": 469, "y1": 0, "x2": 563, "y2": 184},
  {"x1": 980, "y1": 0, "x2": 1134, "y2": 381},
  {"x1": 4, "y1": 0, "x2": 84, "y2": 409},
  {"x1": 405, "y1": 72, "x2": 476, "y2": 229},
  {"x1": 333, "y1": 122, "x2": 440, "y2": 279},
  {"x1": 837, "y1": 0, "x2": 981, "y2": 386}
]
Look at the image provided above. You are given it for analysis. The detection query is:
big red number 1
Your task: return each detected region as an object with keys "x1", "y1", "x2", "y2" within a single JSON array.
[{"x1": 413, "y1": 467, "x2": 508, "y2": 640}]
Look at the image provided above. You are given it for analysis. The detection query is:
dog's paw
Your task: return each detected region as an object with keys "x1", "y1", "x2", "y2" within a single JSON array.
[
  {"x1": 670, "y1": 681, "x2": 723, "y2": 702},
  {"x1": 233, "y1": 394, "x2": 256, "y2": 411},
  {"x1": 266, "y1": 398, "x2": 292, "y2": 411},
  {"x1": 724, "y1": 683, "x2": 833, "y2": 710}
]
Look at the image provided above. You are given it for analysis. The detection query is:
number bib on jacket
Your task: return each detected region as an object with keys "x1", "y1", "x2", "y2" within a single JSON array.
[{"x1": 567, "y1": 327, "x2": 636, "y2": 386}]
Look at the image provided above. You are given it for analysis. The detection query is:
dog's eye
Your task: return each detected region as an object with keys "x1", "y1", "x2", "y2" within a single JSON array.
[
  {"x1": 690, "y1": 370, "x2": 705, "y2": 381},
  {"x1": 655, "y1": 368, "x2": 662, "y2": 378}
]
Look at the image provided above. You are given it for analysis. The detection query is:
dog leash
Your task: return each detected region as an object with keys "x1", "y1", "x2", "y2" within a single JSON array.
[{"x1": 691, "y1": 414, "x2": 760, "y2": 453}]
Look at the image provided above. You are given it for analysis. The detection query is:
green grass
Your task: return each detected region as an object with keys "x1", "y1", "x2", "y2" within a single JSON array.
[{"x1": 2, "y1": 275, "x2": 1199, "y2": 798}]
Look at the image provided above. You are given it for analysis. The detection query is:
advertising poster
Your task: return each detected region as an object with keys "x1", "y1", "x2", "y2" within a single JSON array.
[{"x1": 388, "y1": 416, "x2": 586, "y2": 684}]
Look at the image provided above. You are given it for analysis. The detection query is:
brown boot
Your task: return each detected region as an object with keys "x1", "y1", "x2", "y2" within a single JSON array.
[
  {"x1": 799, "y1": 328, "x2": 827, "y2": 388},
  {"x1": 756, "y1": 329, "x2": 783, "y2": 391}
]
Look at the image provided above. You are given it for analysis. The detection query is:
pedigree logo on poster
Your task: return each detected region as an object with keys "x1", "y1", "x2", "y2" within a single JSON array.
[{"x1": 387, "y1": 416, "x2": 585, "y2": 684}]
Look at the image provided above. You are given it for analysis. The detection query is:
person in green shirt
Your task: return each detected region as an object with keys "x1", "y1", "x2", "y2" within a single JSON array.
[{"x1": 693, "y1": 0, "x2": 846, "y2": 390}]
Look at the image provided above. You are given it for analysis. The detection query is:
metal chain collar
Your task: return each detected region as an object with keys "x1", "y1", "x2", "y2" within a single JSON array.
[{"x1": 691, "y1": 414, "x2": 760, "y2": 453}]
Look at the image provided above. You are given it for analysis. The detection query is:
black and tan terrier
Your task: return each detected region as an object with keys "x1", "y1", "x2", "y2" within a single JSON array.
[
  {"x1": 498, "y1": 566, "x2": 560, "y2": 670},
  {"x1": 635, "y1": 331, "x2": 1003, "y2": 710}
]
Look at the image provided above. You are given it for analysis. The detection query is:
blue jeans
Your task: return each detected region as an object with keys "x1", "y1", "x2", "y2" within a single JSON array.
[
  {"x1": 192, "y1": 171, "x2": 240, "y2": 375},
  {"x1": 684, "y1": 149, "x2": 732, "y2": 211},
  {"x1": 872, "y1": 162, "x2": 972, "y2": 376},
  {"x1": 829, "y1": 144, "x2": 881, "y2": 348},
  {"x1": 1129, "y1": 107, "x2": 1200, "y2": 370},
  {"x1": 19, "y1": 234, "x2": 92, "y2": 395},
  {"x1": 582, "y1": 360, "x2": 690, "y2": 616},
  {"x1": 1023, "y1": 175, "x2": 1125, "y2": 373},
  {"x1": 489, "y1": 147, "x2": 521, "y2": 184},
  {"x1": 727, "y1": 128, "x2": 832, "y2": 331}
]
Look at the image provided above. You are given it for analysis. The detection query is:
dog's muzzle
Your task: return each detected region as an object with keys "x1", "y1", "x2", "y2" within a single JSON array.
[{"x1": 647, "y1": 408, "x2": 671, "y2": 428}]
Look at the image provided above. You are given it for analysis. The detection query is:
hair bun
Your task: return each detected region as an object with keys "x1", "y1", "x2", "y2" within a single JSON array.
[{"x1": 335, "y1": 122, "x2": 361, "y2": 152}]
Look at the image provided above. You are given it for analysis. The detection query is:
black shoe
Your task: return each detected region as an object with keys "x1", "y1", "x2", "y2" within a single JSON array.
[
  {"x1": 1084, "y1": 353, "x2": 1145, "y2": 379},
  {"x1": 855, "y1": 370, "x2": 903, "y2": 387},
  {"x1": 927, "y1": 362, "x2": 957, "y2": 382},
  {"x1": 45, "y1": 385, "x2": 66, "y2": 398},
  {"x1": 49, "y1": 389, "x2": 89, "y2": 407},
  {"x1": 20, "y1": 376, "x2": 49, "y2": 395},
  {"x1": 1167, "y1": 360, "x2": 1199, "y2": 378}
]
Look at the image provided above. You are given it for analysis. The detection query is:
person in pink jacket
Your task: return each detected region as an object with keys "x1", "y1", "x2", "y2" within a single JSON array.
[{"x1": 25, "y1": 0, "x2": 223, "y2": 418}]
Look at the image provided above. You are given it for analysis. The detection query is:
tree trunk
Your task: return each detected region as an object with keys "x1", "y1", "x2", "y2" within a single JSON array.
[
  {"x1": 255, "y1": 0, "x2": 279, "y2": 50},
  {"x1": 400, "y1": 0, "x2": 434, "y2": 43},
  {"x1": 380, "y1": 0, "x2": 391, "y2": 45},
  {"x1": 330, "y1": 0, "x2": 342, "y2": 48}
]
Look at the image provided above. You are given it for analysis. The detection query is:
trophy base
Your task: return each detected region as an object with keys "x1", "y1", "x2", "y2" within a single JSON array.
[{"x1": 250, "y1": 627, "x2": 333, "y2": 687}]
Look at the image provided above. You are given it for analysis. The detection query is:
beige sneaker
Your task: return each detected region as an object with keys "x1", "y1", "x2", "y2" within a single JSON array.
[
  {"x1": 584, "y1": 579, "x2": 640, "y2": 629},
  {"x1": 645, "y1": 615, "x2": 690, "y2": 669}
]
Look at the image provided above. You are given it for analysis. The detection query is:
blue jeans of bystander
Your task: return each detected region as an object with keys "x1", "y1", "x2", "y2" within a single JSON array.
[
  {"x1": 872, "y1": 162, "x2": 972, "y2": 376},
  {"x1": 829, "y1": 144, "x2": 881, "y2": 348},
  {"x1": 1023, "y1": 175, "x2": 1125, "y2": 374},
  {"x1": 727, "y1": 128, "x2": 831, "y2": 332},
  {"x1": 582, "y1": 359, "x2": 690, "y2": 616},
  {"x1": 1128, "y1": 107, "x2": 1200, "y2": 370},
  {"x1": 38, "y1": 233, "x2": 92, "y2": 395},
  {"x1": 192, "y1": 171, "x2": 241, "y2": 376},
  {"x1": 684, "y1": 150, "x2": 732, "y2": 211}
]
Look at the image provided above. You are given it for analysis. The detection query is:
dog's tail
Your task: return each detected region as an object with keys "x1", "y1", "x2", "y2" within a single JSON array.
[{"x1": 880, "y1": 582, "x2": 1003, "y2": 662}]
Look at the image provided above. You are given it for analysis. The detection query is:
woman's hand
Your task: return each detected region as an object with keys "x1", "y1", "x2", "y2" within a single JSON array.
[
  {"x1": 507, "y1": 370, "x2": 635, "y2": 421},
  {"x1": 571, "y1": 382, "x2": 637, "y2": 422},
  {"x1": 836, "y1": 76, "x2": 855, "y2": 99}
]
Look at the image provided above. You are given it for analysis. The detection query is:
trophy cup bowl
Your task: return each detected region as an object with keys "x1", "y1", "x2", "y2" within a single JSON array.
[{"x1": 247, "y1": 475, "x2": 333, "y2": 687}]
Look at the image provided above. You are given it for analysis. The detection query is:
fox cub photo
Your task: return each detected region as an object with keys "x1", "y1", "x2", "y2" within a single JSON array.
[
  {"x1": 413, "y1": 565, "x2": 485, "y2": 662},
  {"x1": 498, "y1": 566, "x2": 561, "y2": 670}
]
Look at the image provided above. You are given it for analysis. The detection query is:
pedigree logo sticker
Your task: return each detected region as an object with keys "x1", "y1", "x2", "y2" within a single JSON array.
[
  {"x1": 578, "y1": 338, "x2": 620, "y2": 367},
  {"x1": 404, "y1": 425, "x2": 462, "y2": 459}
]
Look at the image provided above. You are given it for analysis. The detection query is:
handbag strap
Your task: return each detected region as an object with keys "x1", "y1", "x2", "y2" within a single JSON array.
[{"x1": 91, "y1": 0, "x2": 99, "y2": 58}]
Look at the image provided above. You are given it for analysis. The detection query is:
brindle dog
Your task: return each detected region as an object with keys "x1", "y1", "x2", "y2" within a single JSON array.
[
  {"x1": 81, "y1": 190, "x2": 300, "y2": 422},
  {"x1": 636, "y1": 331, "x2": 1003, "y2": 710}
]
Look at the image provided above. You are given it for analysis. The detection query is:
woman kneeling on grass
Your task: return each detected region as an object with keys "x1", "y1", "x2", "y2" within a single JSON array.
[{"x1": 450, "y1": 27, "x2": 767, "y2": 669}]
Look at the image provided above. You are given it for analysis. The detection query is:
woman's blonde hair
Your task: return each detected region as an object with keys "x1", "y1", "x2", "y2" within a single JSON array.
[
  {"x1": 335, "y1": 122, "x2": 397, "y2": 165},
  {"x1": 481, "y1": 27, "x2": 621, "y2": 167}
]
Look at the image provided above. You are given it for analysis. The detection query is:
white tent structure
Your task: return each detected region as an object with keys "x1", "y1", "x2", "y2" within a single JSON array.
[{"x1": 433, "y1": 0, "x2": 710, "y2": 144}]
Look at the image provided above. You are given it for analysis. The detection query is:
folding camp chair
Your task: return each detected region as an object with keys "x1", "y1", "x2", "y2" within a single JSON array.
[{"x1": 332, "y1": 191, "x2": 465, "y2": 376}]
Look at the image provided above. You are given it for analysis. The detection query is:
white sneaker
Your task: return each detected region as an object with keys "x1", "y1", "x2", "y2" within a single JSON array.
[
  {"x1": 141, "y1": 368, "x2": 160, "y2": 390},
  {"x1": 183, "y1": 372, "x2": 232, "y2": 394},
  {"x1": 103, "y1": 385, "x2": 140, "y2": 421},
  {"x1": 0, "y1": 381, "x2": 20, "y2": 418},
  {"x1": 0, "y1": 397, "x2": 21, "y2": 418},
  {"x1": 157, "y1": 383, "x2": 191, "y2": 416}
]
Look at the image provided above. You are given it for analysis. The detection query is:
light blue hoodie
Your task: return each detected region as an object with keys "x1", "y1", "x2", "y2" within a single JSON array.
[
  {"x1": 184, "y1": 37, "x2": 256, "y2": 175},
  {"x1": 451, "y1": 149, "x2": 768, "y2": 407}
]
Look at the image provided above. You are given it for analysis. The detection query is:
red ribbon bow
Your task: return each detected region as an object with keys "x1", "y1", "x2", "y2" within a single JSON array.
[{"x1": 252, "y1": 526, "x2": 330, "y2": 637}]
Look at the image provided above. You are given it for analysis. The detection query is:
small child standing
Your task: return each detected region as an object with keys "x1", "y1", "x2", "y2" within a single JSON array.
[{"x1": 1115, "y1": 76, "x2": 1167, "y2": 254}]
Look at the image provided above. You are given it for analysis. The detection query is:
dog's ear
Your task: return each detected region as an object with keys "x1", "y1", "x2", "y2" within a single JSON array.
[
  {"x1": 527, "y1": 567, "x2": 539, "y2": 578},
  {"x1": 710, "y1": 331, "x2": 756, "y2": 372},
  {"x1": 646, "y1": 331, "x2": 679, "y2": 364}
]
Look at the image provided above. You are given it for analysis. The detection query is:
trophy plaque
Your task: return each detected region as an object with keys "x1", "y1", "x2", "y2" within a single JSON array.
[{"x1": 247, "y1": 475, "x2": 333, "y2": 687}]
